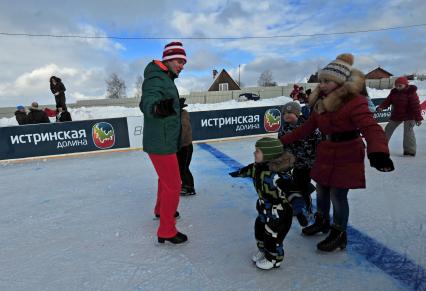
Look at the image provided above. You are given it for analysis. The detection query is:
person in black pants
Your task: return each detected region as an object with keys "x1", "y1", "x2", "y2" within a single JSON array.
[
  {"x1": 50, "y1": 76, "x2": 67, "y2": 112},
  {"x1": 278, "y1": 101, "x2": 322, "y2": 226},
  {"x1": 177, "y1": 98, "x2": 196, "y2": 196}
]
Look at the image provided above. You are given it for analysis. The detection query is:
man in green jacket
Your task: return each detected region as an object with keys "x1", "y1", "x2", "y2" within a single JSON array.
[{"x1": 139, "y1": 41, "x2": 188, "y2": 244}]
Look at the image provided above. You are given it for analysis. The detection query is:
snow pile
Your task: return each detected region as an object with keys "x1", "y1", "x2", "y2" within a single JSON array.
[
  {"x1": 1, "y1": 81, "x2": 425, "y2": 127},
  {"x1": 0, "y1": 96, "x2": 292, "y2": 127}
]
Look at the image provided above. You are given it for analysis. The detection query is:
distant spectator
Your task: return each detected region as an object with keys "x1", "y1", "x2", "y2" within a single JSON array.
[
  {"x1": 15, "y1": 105, "x2": 29, "y2": 125},
  {"x1": 50, "y1": 76, "x2": 67, "y2": 111},
  {"x1": 56, "y1": 107, "x2": 72, "y2": 122},
  {"x1": 377, "y1": 76, "x2": 423, "y2": 156},
  {"x1": 301, "y1": 89, "x2": 312, "y2": 119},
  {"x1": 290, "y1": 84, "x2": 299, "y2": 101},
  {"x1": 305, "y1": 88, "x2": 312, "y2": 97},
  {"x1": 298, "y1": 87, "x2": 308, "y2": 103},
  {"x1": 27, "y1": 102, "x2": 50, "y2": 124}
]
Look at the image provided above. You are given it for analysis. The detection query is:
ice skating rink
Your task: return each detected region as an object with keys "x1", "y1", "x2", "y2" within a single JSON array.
[{"x1": 0, "y1": 125, "x2": 425, "y2": 290}]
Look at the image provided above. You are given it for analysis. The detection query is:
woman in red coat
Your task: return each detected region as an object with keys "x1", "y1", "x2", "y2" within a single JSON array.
[
  {"x1": 377, "y1": 77, "x2": 423, "y2": 156},
  {"x1": 280, "y1": 54, "x2": 394, "y2": 252}
]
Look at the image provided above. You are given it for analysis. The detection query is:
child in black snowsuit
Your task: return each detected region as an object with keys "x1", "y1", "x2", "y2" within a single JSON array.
[
  {"x1": 177, "y1": 98, "x2": 196, "y2": 196},
  {"x1": 278, "y1": 101, "x2": 322, "y2": 227},
  {"x1": 229, "y1": 137, "x2": 296, "y2": 270}
]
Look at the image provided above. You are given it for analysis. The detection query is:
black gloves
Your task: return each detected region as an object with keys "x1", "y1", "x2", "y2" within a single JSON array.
[
  {"x1": 229, "y1": 170, "x2": 240, "y2": 177},
  {"x1": 155, "y1": 99, "x2": 176, "y2": 117},
  {"x1": 368, "y1": 152, "x2": 395, "y2": 172},
  {"x1": 179, "y1": 98, "x2": 188, "y2": 110}
]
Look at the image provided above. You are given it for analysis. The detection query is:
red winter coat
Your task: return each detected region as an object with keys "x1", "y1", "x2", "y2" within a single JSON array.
[
  {"x1": 290, "y1": 88, "x2": 299, "y2": 101},
  {"x1": 378, "y1": 85, "x2": 423, "y2": 122},
  {"x1": 281, "y1": 95, "x2": 389, "y2": 189}
]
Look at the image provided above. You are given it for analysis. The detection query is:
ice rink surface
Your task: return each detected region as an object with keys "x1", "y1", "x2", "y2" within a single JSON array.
[{"x1": 0, "y1": 125, "x2": 425, "y2": 290}]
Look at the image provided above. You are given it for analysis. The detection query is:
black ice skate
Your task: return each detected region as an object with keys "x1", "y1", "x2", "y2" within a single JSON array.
[
  {"x1": 158, "y1": 232, "x2": 188, "y2": 244},
  {"x1": 302, "y1": 212, "x2": 330, "y2": 236},
  {"x1": 316, "y1": 225, "x2": 347, "y2": 252}
]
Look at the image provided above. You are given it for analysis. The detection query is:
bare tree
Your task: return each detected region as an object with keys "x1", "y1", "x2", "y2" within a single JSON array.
[
  {"x1": 258, "y1": 70, "x2": 277, "y2": 87},
  {"x1": 134, "y1": 75, "x2": 144, "y2": 98},
  {"x1": 106, "y1": 73, "x2": 126, "y2": 99}
]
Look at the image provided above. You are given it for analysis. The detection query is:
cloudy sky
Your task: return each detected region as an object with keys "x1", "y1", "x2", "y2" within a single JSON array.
[{"x1": 0, "y1": 0, "x2": 425, "y2": 107}]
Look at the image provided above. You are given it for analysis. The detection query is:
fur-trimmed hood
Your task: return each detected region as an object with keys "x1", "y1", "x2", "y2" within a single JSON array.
[
  {"x1": 268, "y1": 151, "x2": 295, "y2": 172},
  {"x1": 308, "y1": 68, "x2": 366, "y2": 113}
]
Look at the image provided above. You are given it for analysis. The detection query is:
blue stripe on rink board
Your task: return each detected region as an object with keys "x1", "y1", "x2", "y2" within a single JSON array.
[{"x1": 198, "y1": 142, "x2": 426, "y2": 291}]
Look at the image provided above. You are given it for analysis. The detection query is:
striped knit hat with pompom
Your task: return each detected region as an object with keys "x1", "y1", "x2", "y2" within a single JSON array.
[
  {"x1": 162, "y1": 41, "x2": 187, "y2": 62},
  {"x1": 255, "y1": 137, "x2": 284, "y2": 161},
  {"x1": 318, "y1": 53, "x2": 354, "y2": 85}
]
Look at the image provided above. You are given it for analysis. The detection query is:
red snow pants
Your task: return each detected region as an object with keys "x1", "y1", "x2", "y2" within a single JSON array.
[{"x1": 149, "y1": 153, "x2": 181, "y2": 238}]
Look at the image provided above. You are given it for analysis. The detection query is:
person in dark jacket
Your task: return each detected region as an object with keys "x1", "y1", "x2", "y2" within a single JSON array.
[
  {"x1": 278, "y1": 101, "x2": 322, "y2": 226},
  {"x1": 229, "y1": 138, "x2": 295, "y2": 270},
  {"x1": 15, "y1": 105, "x2": 29, "y2": 125},
  {"x1": 56, "y1": 107, "x2": 72, "y2": 122},
  {"x1": 298, "y1": 87, "x2": 308, "y2": 103},
  {"x1": 139, "y1": 41, "x2": 188, "y2": 244},
  {"x1": 280, "y1": 54, "x2": 394, "y2": 252},
  {"x1": 50, "y1": 76, "x2": 67, "y2": 111},
  {"x1": 377, "y1": 77, "x2": 423, "y2": 156},
  {"x1": 27, "y1": 102, "x2": 50, "y2": 124},
  {"x1": 177, "y1": 98, "x2": 196, "y2": 196}
]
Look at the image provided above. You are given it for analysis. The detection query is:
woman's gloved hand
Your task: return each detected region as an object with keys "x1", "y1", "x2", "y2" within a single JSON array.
[{"x1": 368, "y1": 152, "x2": 395, "y2": 172}]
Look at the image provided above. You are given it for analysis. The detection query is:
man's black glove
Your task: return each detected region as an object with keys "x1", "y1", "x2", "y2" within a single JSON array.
[
  {"x1": 229, "y1": 170, "x2": 240, "y2": 177},
  {"x1": 368, "y1": 152, "x2": 395, "y2": 172},
  {"x1": 155, "y1": 99, "x2": 176, "y2": 117}
]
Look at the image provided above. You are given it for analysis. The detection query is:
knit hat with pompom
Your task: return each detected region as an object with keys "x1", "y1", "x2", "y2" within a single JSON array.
[{"x1": 318, "y1": 53, "x2": 354, "y2": 85}]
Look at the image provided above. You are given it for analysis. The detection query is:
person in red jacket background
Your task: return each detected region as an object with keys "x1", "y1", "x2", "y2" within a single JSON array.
[
  {"x1": 290, "y1": 84, "x2": 299, "y2": 101},
  {"x1": 377, "y1": 77, "x2": 423, "y2": 156},
  {"x1": 280, "y1": 53, "x2": 394, "y2": 252}
]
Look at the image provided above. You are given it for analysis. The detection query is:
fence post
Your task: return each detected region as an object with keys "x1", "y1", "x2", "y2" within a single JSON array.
[{"x1": 204, "y1": 94, "x2": 207, "y2": 104}]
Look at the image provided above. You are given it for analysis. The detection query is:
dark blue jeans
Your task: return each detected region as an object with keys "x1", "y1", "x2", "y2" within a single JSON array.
[{"x1": 316, "y1": 184, "x2": 349, "y2": 230}]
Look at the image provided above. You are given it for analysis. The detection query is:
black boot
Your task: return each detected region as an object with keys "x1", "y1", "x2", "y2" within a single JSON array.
[
  {"x1": 317, "y1": 225, "x2": 347, "y2": 252},
  {"x1": 158, "y1": 232, "x2": 188, "y2": 244},
  {"x1": 302, "y1": 212, "x2": 330, "y2": 236}
]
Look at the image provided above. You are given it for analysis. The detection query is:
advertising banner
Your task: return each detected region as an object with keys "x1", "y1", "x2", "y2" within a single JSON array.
[
  {"x1": 126, "y1": 116, "x2": 143, "y2": 148},
  {"x1": 190, "y1": 106, "x2": 282, "y2": 141},
  {"x1": 371, "y1": 98, "x2": 391, "y2": 123},
  {"x1": 0, "y1": 118, "x2": 129, "y2": 160}
]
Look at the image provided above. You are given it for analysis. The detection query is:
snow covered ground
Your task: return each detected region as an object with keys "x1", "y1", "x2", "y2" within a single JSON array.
[
  {"x1": 0, "y1": 123, "x2": 425, "y2": 290},
  {"x1": 1, "y1": 81, "x2": 426, "y2": 127}
]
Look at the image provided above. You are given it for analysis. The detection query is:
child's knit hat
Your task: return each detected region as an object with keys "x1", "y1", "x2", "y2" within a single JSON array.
[
  {"x1": 282, "y1": 101, "x2": 301, "y2": 116},
  {"x1": 395, "y1": 76, "x2": 409, "y2": 86},
  {"x1": 255, "y1": 137, "x2": 284, "y2": 161},
  {"x1": 318, "y1": 53, "x2": 354, "y2": 85}
]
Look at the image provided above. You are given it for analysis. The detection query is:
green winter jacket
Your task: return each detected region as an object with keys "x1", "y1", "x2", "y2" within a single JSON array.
[{"x1": 140, "y1": 60, "x2": 182, "y2": 154}]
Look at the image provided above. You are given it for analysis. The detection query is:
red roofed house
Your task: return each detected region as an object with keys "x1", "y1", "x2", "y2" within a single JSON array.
[{"x1": 365, "y1": 67, "x2": 393, "y2": 79}]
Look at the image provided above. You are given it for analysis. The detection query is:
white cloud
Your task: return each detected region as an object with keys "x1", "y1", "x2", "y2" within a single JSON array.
[{"x1": 1, "y1": 0, "x2": 426, "y2": 108}]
